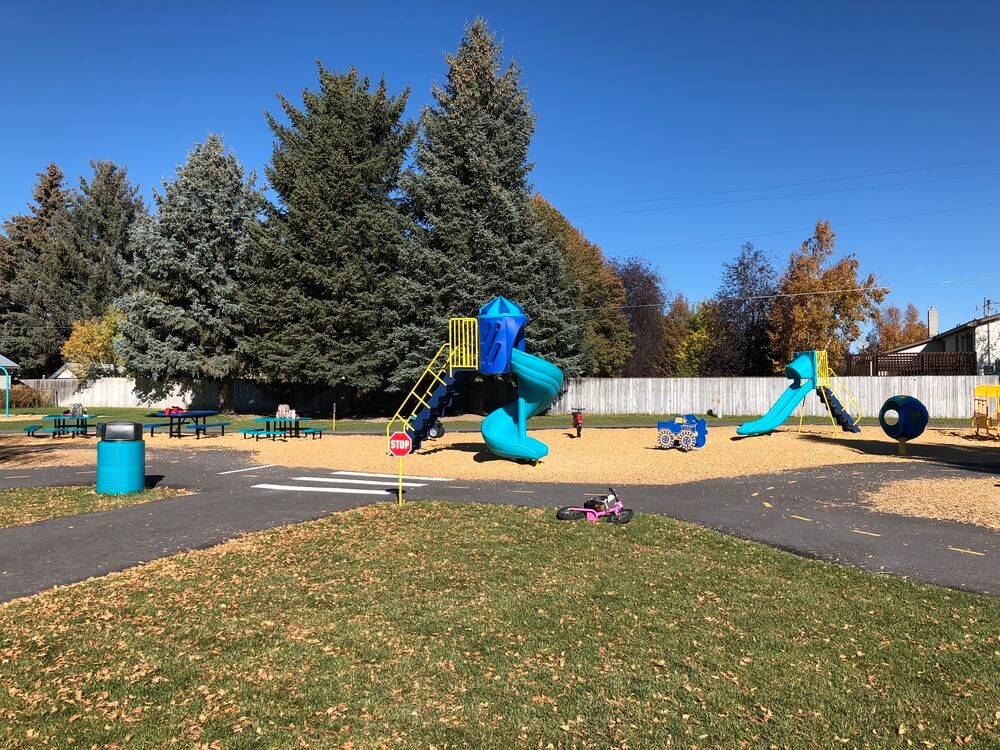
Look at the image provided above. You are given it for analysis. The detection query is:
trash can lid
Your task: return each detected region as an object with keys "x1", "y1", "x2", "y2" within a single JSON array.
[{"x1": 98, "y1": 421, "x2": 144, "y2": 441}]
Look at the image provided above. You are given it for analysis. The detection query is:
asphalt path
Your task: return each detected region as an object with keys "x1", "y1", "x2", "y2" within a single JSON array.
[{"x1": 0, "y1": 448, "x2": 996, "y2": 602}]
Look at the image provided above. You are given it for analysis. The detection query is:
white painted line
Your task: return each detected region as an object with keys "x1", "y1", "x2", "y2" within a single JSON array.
[
  {"x1": 252, "y1": 484, "x2": 390, "y2": 496},
  {"x1": 851, "y1": 529, "x2": 882, "y2": 538},
  {"x1": 5, "y1": 475, "x2": 30, "y2": 479},
  {"x1": 448, "y1": 485, "x2": 470, "y2": 489},
  {"x1": 790, "y1": 514, "x2": 812, "y2": 522},
  {"x1": 509, "y1": 490, "x2": 535, "y2": 494},
  {"x1": 218, "y1": 464, "x2": 278, "y2": 475},
  {"x1": 332, "y1": 470, "x2": 453, "y2": 482},
  {"x1": 75, "y1": 470, "x2": 97, "y2": 475},
  {"x1": 292, "y1": 477, "x2": 426, "y2": 488}
]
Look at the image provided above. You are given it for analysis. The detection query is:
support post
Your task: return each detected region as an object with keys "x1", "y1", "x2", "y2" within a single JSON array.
[
  {"x1": 1, "y1": 366, "x2": 8, "y2": 419},
  {"x1": 398, "y1": 457, "x2": 404, "y2": 506}
]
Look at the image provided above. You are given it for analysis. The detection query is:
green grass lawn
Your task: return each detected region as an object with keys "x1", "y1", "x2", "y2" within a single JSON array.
[
  {"x1": 0, "y1": 485, "x2": 186, "y2": 528},
  {"x1": 0, "y1": 502, "x2": 995, "y2": 748}
]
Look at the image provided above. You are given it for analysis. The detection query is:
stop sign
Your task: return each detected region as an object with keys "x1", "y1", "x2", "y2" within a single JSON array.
[{"x1": 388, "y1": 431, "x2": 413, "y2": 457}]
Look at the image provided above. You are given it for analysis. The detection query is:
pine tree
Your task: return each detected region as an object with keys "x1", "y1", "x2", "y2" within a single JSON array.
[
  {"x1": 63, "y1": 161, "x2": 146, "y2": 317},
  {"x1": 0, "y1": 163, "x2": 78, "y2": 376},
  {"x1": 395, "y1": 19, "x2": 584, "y2": 387},
  {"x1": 244, "y1": 66, "x2": 416, "y2": 396},
  {"x1": 115, "y1": 136, "x2": 257, "y2": 409},
  {"x1": 530, "y1": 195, "x2": 632, "y2": 376}
]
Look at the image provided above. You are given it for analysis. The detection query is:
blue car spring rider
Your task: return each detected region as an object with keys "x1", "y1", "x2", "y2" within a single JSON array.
[{"x1": 657, "y1": 415, "x2": 708, "y2": 452}]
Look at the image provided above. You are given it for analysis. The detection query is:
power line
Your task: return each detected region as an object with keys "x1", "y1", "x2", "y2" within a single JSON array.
[
  {"x1": 567, "y1": 171, "x2": 1000, "y2": 220},
  {"x1": 614, "y1": 200, "x2": 1000, "y2": 253},
  {"x1": 563, "y1": 155, "x2": 1000, "y2": 212}
]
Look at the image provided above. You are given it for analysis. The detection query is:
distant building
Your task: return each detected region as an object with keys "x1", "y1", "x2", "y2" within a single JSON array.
[
  {"x1": 886, "y1": 307, "x2": 1000, "y2": 375},
  {"x1": 50, "y1": 363, "x2": 86, "y2": 379}
]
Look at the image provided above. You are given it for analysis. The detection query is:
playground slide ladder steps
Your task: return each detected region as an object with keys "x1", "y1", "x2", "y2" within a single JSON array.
[
  {"x1": 813, "y1": 351, "x2": 862, "y2": 433},
  {"x1": 387, "y1": 317, "x2": 479, "y2": 450}
]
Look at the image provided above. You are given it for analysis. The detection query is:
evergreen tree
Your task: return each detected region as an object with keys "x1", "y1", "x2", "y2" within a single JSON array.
[
  {"x1": 530, "y1": 195, "x2": 632, "y2": 376},
  {"x1": 116, "y1": 135, "x2": 257, "y2": 409},
  {"x1": 63, "y1": 161, "x2": 146, "y2": 317},
  {"x1": 244, "y1": 66, "x2": 416, "y2": 395},
  {"x1": 395, "y1": 19, "x2": 584, "y2": 387},
  {"x1": 710, "y1": 243, "x2": 777, "y2": 375},
  {"x1": 0, "y1": 163, "x2": 78, "y2": 376}
]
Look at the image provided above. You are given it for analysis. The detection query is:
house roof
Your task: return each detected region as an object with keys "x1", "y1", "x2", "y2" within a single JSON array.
[
  {"x1": 0, "y1": 354, "x2": 20, "y2": 369},
  {"x1": 884, "y1": 312, "x2": 1000, "y2": 353}
]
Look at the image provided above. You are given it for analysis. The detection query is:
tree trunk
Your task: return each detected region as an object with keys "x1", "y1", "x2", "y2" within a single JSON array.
[{"x1": 218, "y1": 377, "x2": 234, "y2": 413}]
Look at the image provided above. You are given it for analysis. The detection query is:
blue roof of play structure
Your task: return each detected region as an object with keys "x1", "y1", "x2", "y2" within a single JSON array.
[
  {"x1": 0, "y1": 354, "x2": 19, "y2": 369},
  {"x1": 478, "y1": 296, "x2": 525, "y2": 318}
]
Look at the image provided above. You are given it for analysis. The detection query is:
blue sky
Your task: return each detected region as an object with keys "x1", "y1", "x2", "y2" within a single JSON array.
[{"x1": 2, "y1": 1, "x2": 998, "y2": 332}]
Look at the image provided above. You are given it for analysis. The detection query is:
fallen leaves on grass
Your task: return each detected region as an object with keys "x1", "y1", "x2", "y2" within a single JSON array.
[{"x1": 0, "y1": 485, "x2": 188, "y2": 528}]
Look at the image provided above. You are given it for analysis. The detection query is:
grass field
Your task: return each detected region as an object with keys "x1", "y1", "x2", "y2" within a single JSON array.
[
  {"x1": 0, "y1": 502, "x2": 995, "y2": 749},
  {"x1": 0, "y1": 485, "x2": 186, "y2": 528}
]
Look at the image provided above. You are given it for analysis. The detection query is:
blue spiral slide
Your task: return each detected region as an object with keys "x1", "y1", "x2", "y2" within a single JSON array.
[{"x1": 481, "y1": 348, "x2": 564, "y2": 461}]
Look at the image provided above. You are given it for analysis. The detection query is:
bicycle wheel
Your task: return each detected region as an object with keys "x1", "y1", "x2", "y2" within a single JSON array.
[
  {"x1": 556, "y1": 507, "x2": 586, "y2": 521},
  {"x1": 607, "y1": 508, "x2": 634, "y2": 524}
]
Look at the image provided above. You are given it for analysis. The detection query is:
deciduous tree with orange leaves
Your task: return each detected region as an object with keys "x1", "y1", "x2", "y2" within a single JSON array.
[{"x1": 767, "y1": 220, "x2": 887, "y2": 372}]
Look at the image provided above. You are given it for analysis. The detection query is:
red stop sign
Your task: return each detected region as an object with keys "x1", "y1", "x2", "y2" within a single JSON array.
[{"x1": 388, "y1": 431, "x2": 413, "y2": 457}]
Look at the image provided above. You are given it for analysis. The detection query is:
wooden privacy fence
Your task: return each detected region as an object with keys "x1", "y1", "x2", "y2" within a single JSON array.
[
  {"x1": 550, "y1": 375, "x2": 1000, "y2": 419},
  {"x1": 21, "y1": 374, "x2": 1000, "y2": 420},
  {"x1": 844, "y1": 352, "x2": 977, "y2": 376}
]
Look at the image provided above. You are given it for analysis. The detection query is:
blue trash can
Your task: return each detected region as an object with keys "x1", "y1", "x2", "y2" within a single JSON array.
[{"x1": 96, "y1": 422, "x2": 145, "y2": 495}]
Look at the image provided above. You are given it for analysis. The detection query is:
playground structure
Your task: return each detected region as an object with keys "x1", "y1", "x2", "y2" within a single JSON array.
[
  {"x1": 737, "y1": 350, "x2": 861, "y2": 436},
  {"x1": 878, "y1": 395, "x2": 929, "y2": 455},
  {"x1": 387, "y1": 297, "x2": 564, "y2": 463},
  {"x1": 972, "y1": 384, "x2": 1000, "y2": 438},
  {"x1": 656, "y1": 414, "x2": 708, "y2": 451}
]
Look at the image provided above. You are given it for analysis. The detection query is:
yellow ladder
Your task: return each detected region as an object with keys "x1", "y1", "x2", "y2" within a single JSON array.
[
  {"x1": 815, "y1": 350, "x2": 862, "y2": 432},
  {"x1": 386, "y1": 318, "x2": 479, "y2": 440}
]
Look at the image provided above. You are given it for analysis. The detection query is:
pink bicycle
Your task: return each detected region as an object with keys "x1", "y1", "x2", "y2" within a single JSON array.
[{"x1": 556, "y1": 487, "x2": 634, "y2": 524}]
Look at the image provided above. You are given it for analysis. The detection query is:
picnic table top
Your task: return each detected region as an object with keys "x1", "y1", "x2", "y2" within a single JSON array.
[
  {"x1": 252, "y1": 416, "x2": 313, "y2": 422},
  {"x1": 153, "y1": 410, "x2": 220, "y2": 418},
  {"x1": 42, "y1": 414, "x2": 94, "y2": 421}
]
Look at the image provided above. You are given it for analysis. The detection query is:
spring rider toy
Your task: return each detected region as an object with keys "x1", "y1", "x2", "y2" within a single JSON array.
[{"x1": 879, "y1": 395, "x2": 929, "y2": 455}]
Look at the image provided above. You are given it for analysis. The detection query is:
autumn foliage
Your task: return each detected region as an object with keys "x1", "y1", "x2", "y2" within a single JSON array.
[{"x1": 767, "y1": 220, "x2": 887, "y2": 372}]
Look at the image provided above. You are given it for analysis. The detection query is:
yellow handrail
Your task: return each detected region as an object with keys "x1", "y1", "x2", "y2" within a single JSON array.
[
  {"x1": 814, "y1": 350, "x2": 861, "y2": 432},
  {"x1": 448, "y1": 318, "x2": 479, "y2": 375},
  {"x1": 386, "y1": 318, "x2": 480, "y2": 442}
]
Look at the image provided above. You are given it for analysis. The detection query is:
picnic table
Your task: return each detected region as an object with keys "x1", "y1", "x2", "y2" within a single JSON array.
[
  {"x1": 153, "y1": 409, "x2": 220, "y2": 438},
  {"x1": 251, "y1": 416, "x2": 313, "y2": 438},
  {"x1": 40, "y1": 414, "x2": 94, "y2": 437}
]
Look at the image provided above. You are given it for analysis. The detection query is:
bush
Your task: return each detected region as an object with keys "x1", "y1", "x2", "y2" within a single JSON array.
[{"x1": 1, "y1": 385, "x2": 55, "y2": 409}]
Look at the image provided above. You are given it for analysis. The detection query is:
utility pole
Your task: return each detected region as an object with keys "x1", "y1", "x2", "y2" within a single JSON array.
[{"x1": 985, "y1": 298, "x2": 994, "y2": 374}]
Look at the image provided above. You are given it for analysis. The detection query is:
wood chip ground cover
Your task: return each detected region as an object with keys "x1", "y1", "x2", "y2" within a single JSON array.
[
  {"x1": 866, "y1": 477, "x2": 1000, "y2": 531},
  {"x1": 0, "y1": 502, "x2": 996, "y2": 749},
  {"x1": 0, "y1": 485, "x2": 188, "y2": 529}
]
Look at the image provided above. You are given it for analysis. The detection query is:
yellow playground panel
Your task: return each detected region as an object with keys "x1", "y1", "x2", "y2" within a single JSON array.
[
  {"x1": 386, "y1": 317, "x2": 479, "y2": 440},
  {"x1": 972, "y1": 384, "x2": 1000, "y2": 438}
]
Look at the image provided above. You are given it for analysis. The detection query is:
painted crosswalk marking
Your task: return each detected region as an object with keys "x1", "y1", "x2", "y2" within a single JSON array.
[
  {"x1": 332, "y1": 470, "x2": 453, "y2": 482},
  {"x1": 219, "y1": 464, "x2": 278, "y2": 475},
  {"x1": 292, "y1": 477, "x2": 427, "y2": 488},
  {"x1": 252, "y1": 484, "x2": 391, "y2": 496}
]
